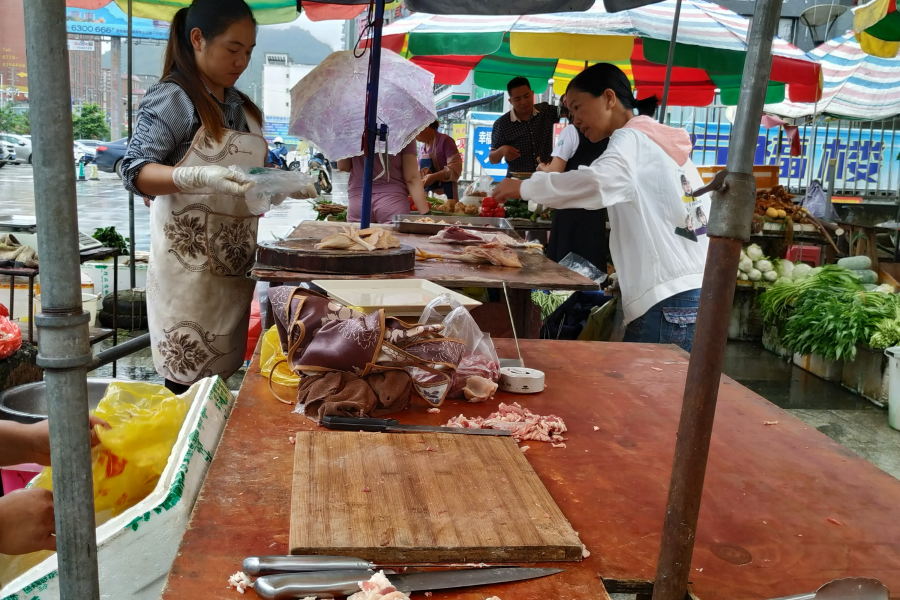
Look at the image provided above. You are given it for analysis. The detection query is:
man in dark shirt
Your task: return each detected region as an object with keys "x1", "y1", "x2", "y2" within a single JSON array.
[{"x1": 489, "y1": 77, "x2": 559, "y2": 174}]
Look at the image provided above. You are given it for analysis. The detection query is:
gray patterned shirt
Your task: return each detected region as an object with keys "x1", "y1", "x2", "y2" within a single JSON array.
[{"x1": 122, "y1": 81, "x2": 250, "y2": 199}]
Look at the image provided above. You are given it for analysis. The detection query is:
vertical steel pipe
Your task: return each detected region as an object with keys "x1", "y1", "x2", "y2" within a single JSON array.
[
  {"x1": 650, "y1": 0, "x2": 782, "y2": 597},
  {"x1": 658, "y1": 0, "x2": 684, "y2": 122},
  {"x1": 128, "y1": 0, "x2": 136, "y2": 288},
  {"x1": 23, "y1": 1, "x2": 100, "y2": 599},
  {"x1": 359, "y1": 0, "x2": 386, "y2": 230}
]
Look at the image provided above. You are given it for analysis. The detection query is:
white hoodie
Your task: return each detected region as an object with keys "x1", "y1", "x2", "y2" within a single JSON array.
[{"x1": 520, "y1": 116, "x2": 710, "y2": 324}]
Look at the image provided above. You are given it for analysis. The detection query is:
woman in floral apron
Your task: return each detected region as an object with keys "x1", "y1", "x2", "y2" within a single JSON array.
[{"x1": 122, "y1": 0, "x2": 315, "y2": 393}]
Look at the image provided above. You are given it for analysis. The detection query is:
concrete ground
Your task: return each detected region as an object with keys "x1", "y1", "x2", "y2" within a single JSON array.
[{"x1": 3, "y1": 162, "x2": 900, "y2": 483}]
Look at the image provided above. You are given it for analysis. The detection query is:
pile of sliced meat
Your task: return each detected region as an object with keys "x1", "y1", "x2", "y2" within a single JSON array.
[
  {"x1": 348, "y1": 571, "x2": 410, "y2": 600},
  {"x1": 445, "y1": 402, "x2": 567, "y2": 444}
]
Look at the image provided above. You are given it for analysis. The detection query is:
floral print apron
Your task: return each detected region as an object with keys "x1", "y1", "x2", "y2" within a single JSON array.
[{"x1": 146, "y1": 115, "x2": 267, "y2": 385}]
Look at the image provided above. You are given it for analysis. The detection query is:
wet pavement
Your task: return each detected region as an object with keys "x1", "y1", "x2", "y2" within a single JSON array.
[{"x1": 3, "y1": 163, "x2": 900, "y2": 480}]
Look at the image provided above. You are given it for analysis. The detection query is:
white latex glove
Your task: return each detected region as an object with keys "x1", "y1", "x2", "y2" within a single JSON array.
[
  {"x1": 288, "y1": 183, "x2": 320, "y2": 200},
  {"x1": 172, "y1": 165, "x2": 255, "y2": 195}
]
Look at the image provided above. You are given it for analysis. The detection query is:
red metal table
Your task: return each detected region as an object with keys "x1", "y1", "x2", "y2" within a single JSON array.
[{"x1": 160, "y1": 340, "x2": 900, "y2": 599}]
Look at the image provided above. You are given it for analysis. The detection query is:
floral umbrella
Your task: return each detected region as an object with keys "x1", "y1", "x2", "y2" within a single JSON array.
[
  {"x1": 767, "y1": 32, "x2": 900, "y2": 121},
  {"x1": 288, "y1": 49, "x2": 437, "y2": 160},
  {"x1": 375, "y1": 0, "x2": 822, "y2": 106}
]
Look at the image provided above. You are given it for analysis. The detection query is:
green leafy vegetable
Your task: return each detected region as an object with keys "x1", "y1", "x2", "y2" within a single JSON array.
[{"x1": 92, "y1": 226, "x2": 129, "y2": 253}]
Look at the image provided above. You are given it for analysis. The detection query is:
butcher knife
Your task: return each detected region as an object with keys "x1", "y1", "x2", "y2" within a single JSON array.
[
  {"x1": 243, "y1": 556, "x2": 518, "y2": 576},
  {"x1": 320, "y1": 415, "x2": 512, "y2": 436},
  {"x1": 253, "y1": 567, "x2": 563, "y2": 599}
]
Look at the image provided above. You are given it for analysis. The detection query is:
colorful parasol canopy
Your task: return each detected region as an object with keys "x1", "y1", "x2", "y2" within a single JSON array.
[
  {"x1": 375, "y1": 0, "x2": 822, "y2": 107},
  {"x1": 853, "y1": 0, "x2": 900, "y2": 58},
  {"x1": 767, "y1": 32, "x2": 900, "y2": 121},
  {"x1": 63, "y1": 0, "x2": 367, "y2": 25}
]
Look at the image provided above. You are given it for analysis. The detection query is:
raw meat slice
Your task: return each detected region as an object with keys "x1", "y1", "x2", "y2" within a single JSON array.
[
  {"x1": 445, "y1": 402, "x2": 567, "y2": 444},
  {"x1": 432, "y1": 225, "x2": 486, "y2": 243},
  {"x1": 348, "y1": 571, "x2": 411, "y2": 600},
  {"x1": 462, "y1": 376, "x2": 498, "y2": 402}
]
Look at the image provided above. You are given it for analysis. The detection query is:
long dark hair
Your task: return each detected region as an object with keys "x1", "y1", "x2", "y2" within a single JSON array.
[
  {"x1": 568, "y1": 63, "x2": 659, "y2": 118},
  {"x1": 162, "y1": 0, "x2": 262, "y2": 143}
]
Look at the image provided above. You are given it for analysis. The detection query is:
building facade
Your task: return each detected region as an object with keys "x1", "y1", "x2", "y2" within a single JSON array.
[{"x1": 68, "y1": 34, "x2": 103, "y2": 106}]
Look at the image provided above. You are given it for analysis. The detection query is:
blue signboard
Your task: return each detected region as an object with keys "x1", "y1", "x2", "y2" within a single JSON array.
[
  {"x1": 689, "y1": 124, "x2": 900, "y2": 193},
  {"x1": 66, "y1": 3, "x2": 170, "y2": 40},
  {"x1": 262, "y1": 117, "x2": 301, "y2": 147},
  {"x1": 472, "y1": 125, "x2": 508, "y2": 181}
]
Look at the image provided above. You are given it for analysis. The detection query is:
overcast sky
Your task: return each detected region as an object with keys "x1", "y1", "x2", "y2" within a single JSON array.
[{"x1": 270, "y1": 14, "x2": 346, "y2": 51}]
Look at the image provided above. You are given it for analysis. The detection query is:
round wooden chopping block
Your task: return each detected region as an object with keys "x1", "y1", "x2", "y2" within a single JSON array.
[{"x1": 257, "y1": 238, "x2": 415, "y2": 275}]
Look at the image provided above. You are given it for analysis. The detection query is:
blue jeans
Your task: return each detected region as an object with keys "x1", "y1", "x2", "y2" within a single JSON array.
[{"x1": 623, "y1": 289, "x2": 701, "y2": 352}]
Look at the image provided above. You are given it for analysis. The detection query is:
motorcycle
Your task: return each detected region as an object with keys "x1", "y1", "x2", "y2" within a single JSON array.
[
  {"x1": 266, "y1": 139, "x2": 302, "y2": 171},
  {"x1": 308, "y1": 155, "x2": 332, "y2": 195}
]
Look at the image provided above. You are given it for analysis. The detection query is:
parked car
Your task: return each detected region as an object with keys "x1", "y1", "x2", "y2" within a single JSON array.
[
  {"x1": 0, "y1": 142, "x2": 10, "y2": 168},
  {"x1": 74, "y1": 141, "x2": 95, "y2": 165},
  {"x1": 76, "y1": 139, "x2": 102, "y2": 151},
  {"x1": 2, "y1": 142, "x2": 19, "y2": 165},
  {"x1": 0, "y1": 133, "x2": 31, "y2": 164},
  {"x1": 94, "y1": 138, "x2": 128, "y2": 177}
]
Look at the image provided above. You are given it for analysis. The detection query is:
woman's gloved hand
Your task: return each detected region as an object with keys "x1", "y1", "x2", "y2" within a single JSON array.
[{"x1": 172, "y1": 165, "x2": 255, "y2": 195}]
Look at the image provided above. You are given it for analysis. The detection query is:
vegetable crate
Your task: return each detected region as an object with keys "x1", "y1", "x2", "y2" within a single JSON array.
[
  {"x1": 793, "y1": 353, "x2": 844, "y2": 382},
  {"x1": 841, "y1": 346, "x2": 889, "y2": 407},
  {"x1": 0, "y1": 377, "x2": 235, "y2": 600}
]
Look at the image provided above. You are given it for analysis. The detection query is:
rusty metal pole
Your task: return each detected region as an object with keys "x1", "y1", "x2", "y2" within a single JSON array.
[{"x1": 650, "y1": 0, "x2": 783, "y2": 597}]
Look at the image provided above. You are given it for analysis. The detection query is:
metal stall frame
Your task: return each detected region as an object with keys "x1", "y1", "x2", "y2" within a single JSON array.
[
  {"x1": 22, "y1": 1, "x2": 101, "y2": 598},
  {"x1": 650, "y1": 0, "x2": 785, "y2": 596}
]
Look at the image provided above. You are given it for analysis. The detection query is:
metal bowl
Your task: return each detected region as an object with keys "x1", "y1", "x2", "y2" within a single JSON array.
[{"x1": 0, "y1": 379, "x2": 116, "y2": 424}]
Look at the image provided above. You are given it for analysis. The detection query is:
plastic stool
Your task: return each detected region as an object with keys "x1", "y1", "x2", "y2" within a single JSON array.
[{"x1": 785, "y1": 245, "x2": 821, "y2": 267}]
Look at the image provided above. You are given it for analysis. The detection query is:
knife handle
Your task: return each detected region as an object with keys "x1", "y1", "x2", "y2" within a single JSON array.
[
  {"x1": 243, "y1": 555, "x2": 374, "y2": 576},
  {"x1": 253, "y1": 569, "x2": 389, "y2": 600},
  {"x1": 321, "y1": 416, "x2": 399, "y2": 432}
]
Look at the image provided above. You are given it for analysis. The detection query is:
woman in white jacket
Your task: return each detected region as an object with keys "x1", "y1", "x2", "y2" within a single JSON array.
[{"x1": 493, "y1": 63, "x2": 710, "y2": 351}]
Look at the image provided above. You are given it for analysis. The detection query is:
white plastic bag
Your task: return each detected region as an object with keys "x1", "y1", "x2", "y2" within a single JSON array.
[{"x1": 229, "y1": 166, "x2": 315, "y2": 215}]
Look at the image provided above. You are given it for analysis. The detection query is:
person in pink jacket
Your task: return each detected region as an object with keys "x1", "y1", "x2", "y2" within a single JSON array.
[{"x1": 493, "y1": 63, "x2": 710, "y2": 351}]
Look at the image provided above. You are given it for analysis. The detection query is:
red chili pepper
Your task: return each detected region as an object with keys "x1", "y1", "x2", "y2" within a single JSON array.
[{"x1": 493, "y1": 207, "x2": 506, "y2": 218}]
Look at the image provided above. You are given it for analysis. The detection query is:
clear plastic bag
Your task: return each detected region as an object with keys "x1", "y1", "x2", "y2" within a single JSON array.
[
  {"x1": 419, "y1": 294, "x2": 500, "y2": 399},
  {"x1": 229, "y1": 166, "x2": 315, "y2": 216},
  {"x1": 559, "y1": 252, "x2": 608, "y2": 287},
  {"x1": 464, "y1": 174, "x2": 495, "y2": 198}
]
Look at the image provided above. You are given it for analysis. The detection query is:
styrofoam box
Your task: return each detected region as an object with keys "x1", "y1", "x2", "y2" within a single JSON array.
[
  {"x1": 0, "y1": 376, "x2": 235, "y2": 600},
  {"x1": 81, "y1": 260, "x2": 148, "y2": 298}
]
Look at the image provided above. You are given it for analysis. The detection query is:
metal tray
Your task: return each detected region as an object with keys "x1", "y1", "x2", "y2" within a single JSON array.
[{"x1": 393, "y1": 214, "x2": 513, "y2": 235}]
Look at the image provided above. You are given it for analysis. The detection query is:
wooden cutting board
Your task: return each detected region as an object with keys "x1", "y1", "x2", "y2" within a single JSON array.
[
  {"x1": 256, "y1": 238, "x2": 415, "y2": 274},
  {"x1": 290, "y1": 431, "x2": 583, "y2": 562}
]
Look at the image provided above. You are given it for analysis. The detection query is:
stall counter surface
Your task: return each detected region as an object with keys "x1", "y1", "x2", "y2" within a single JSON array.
[{"x1": 160, "y1": 339, "x2": 900, "y2": 600}]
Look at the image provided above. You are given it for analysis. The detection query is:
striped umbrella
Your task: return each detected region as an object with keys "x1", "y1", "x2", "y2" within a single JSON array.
[
  {"x1": 767, "y1": 32, "x2": 900, "y2": 121},
  {"x1": 853, "y1": 0, "x2": 900, "y2": 58},
  {"x1": 376, "y1": 0, "x2": 822, "y2": 106},
  {"x1": 77, "y1": 0, "x2": 368, "y2": 25}
]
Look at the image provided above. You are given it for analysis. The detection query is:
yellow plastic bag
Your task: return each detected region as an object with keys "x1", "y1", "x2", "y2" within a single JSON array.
[
  {"x1": 31, "y1": 381, "x2": 190, "y2": 522},
  {"x1": 260, "y1": 325, "x2": 301, "y2": 386}
]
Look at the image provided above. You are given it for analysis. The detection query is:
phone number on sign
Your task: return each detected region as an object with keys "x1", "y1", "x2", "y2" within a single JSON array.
[{"x1": 67, "y1": 24, "x2": 168, "y2": 38}]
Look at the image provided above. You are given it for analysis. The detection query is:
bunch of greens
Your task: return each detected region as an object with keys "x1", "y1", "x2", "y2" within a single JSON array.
[
  {"x1": 870, "y1": 306, "x2": 900, "y2": 350},
  {"x1": 757, "y1": 265, "x2": 864, "y2": 328},
  {"x1": 92, "y1": 226, "x2": 129, "y2": 253},
  {"x1": 781, "y1": 288, "x2": 900, "y2": 361}
]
